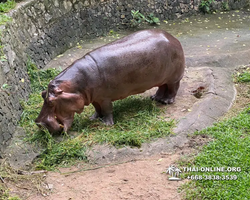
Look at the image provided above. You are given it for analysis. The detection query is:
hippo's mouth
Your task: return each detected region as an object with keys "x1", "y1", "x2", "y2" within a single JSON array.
[
  {"x1": 54, "y1": 116, "x2": 64, "y2": 128},
  {"x1": 35, "y1": 116, "x2": 64, "y2": 134}
]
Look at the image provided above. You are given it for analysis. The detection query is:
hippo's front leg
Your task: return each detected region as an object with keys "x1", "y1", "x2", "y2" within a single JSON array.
[
  {"x1": 91, "y1": 100, "x2": 114, "y2": 125},
  {"x1": 90, "y1": 101, "x2": 103, "y2": 120}
]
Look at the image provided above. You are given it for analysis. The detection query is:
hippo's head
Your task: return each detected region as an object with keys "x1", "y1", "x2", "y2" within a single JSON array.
[{"x1": 35, "y1": 81, "x2": 85, "y2": 134}]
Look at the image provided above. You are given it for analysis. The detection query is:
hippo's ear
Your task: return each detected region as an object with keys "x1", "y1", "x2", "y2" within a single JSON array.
[
  {"x1": 41, "y1": 90, "x2": 48, "y2": 99},
  {"x1": 56, "y1": 92, "x2": 84, "y2": 113}
]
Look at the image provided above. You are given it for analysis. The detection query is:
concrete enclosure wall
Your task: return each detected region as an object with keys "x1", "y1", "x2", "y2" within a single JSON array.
[{"x1": 0, "y1": 0, "x2": 248, "y2": 156}]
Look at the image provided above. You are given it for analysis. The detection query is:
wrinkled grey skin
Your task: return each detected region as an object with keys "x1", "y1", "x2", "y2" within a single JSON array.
[{"x1": 35, "y1": 29, "x2": 185, "y2": 134}]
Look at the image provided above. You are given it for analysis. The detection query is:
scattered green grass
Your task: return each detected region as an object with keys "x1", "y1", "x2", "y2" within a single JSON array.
[
  {"x1": 20, "y1": 60, "x2": 61, "y2": 134},
  {"x1": 181, "y1": 71, "x2": 250, "y2": 199},
  {"x1": 236, "y1": 71, "x2": 250, "y2": 83},
  {"x1": 0, "y1": 161, "x2": 44, "y2": 200},
  {"x1": 34, "y1": 130, "x2": 88, "y2": 170},
  {"x1": 73, "y1": 96, "x2": 174, "y2": 147},
  {"x1": 0, "y1": 14, "x2": 11, "y2": 25},
  {"x1": 0, "y1": 0, "x2": 15, "y2": 25},
  {"x1": 21, "y1": 60, "x2": 174, "y2": 170}
]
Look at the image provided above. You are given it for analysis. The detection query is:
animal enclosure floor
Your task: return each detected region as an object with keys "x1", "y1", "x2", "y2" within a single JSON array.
[{"x1": 5, "y1": 9, "x2": 250, "y2": 200}]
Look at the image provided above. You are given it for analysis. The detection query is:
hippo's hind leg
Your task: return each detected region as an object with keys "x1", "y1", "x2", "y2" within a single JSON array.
[
  {"x1": 151, "y1": 81, "x2": 180, "y2": 104},
  {"x1": 90, "y1": 100, "x2": 114, "y2": 125}
]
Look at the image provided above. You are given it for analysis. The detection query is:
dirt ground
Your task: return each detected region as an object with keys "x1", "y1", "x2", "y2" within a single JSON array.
[
  {"x1": 33, "y1": 154, "x2": 184, "y2": 200},
  {"x1": 11, "y1": 135, "x2": 210, "y2": 200}
]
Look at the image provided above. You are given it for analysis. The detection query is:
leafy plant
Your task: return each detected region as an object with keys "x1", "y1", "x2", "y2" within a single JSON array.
[
  {"x1": 130, "y1": 10, "x2": 160, "y2": 27},
  {"x1": 0, "y1": 14, "x2": 11, "y2": 25},
  {"x1": 0, "y1": 0, "x2": 15, "y2": 13},
  {"x1": 147, "y1": 13, "x2": 160, "y2": 24},
  {"x1": 221, "y1": 1, "x2": 230, "y2": 11},
  {"x1": 199, "y1": 0, "x2": 215, "y2": 14},
  {"x1": 1, "y1": 83, "x2": 10, "y2": 89},
  {"x1": 236, "y1": 71, "x2": 250, "y2": 83},
  {"x1": 0, "y1": 0, "x2": 15, "y2": 25}
]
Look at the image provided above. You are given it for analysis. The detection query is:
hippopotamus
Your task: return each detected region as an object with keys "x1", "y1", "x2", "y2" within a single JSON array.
[{"x1": 35, "y1": 29, "x2": 185, "y2": 134}]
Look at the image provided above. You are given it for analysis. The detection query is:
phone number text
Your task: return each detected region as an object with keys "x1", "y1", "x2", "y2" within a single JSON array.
[{"x1": 187, "y1": 175, "x2": 238, "y2": 180}]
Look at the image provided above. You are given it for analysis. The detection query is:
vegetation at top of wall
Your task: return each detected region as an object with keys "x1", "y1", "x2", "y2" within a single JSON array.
[
  {"x1": 179, "y1": 69, "x2": 250, "y2": 199},
  {"x1": 20, "y1": 60, "x2": 174, "y2": 170},
  {"x1": 130, "y1": 10, "x2": 160, "y2": 27},
  {"x1": 0, "y1": 0, "x2": 15, "y2": 12},
  {"x1": 199, "y1": 0, "x2": 215, "y2": 14},
  {"x1": 0, "y1": 0, "x2": 15, "y2": 25},
  {"x1": 0, "y1": 0, "x2": 16, "y2": 71},
  {"x1": 27, "y1": 59, "x2": 61, "y2": 93},
  {"x1": 221, "y1": 1, "x2": 230, "y2": 11}
]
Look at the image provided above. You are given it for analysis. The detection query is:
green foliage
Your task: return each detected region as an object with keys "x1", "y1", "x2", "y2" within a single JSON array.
[
  {"x1": 73, "y1": 96, "x2": 174, "y2": 148},
  {"x1": 181, "y1": 108, "x2": 250, "y2": 199},
  {"x1": 130, "y1": 10, "x2": 160, "y2": 27},
  {"x1": 221, "y1": 1, "x2": 230, "y2": 11},
  {"x1": 147, "y1": 13, "x2": 160, "y2": 24},
  {"x1": 20, "y1": 60, "x2": 61, "y2": 133},
  {"x1": 0, "y1": 54, "x2": 7, "y2": 62},
  {"x1": 1, "y1": 83, "x2": 10, "y2": 89},
  {"x1": 34, "y1": 132, "x2": 88, "y2": 170},
  {"x1": 0, "y1": 188, "x2": 21, "y2": 200},
  {"x1": 0, "y1": 14, "x2": 11, "y2": 25},
  {"x1": 236, "y1": 71, "x2": 250, "y2": 83},
  {"x1": 26, "y1": 59, "x2": 61, "y2": 92},
  {"x1": 0, "y1": 0, "x2": 15, "y2": 25},
  {"x1": 0, "y1": 0, "x2": 15, "y2": 66},
  {"x1": 0, "y1": 0, "x2": 15, "y2": 13},
  {"x1": 199, "y1": 0, "x2": 215, "y2": 14}
]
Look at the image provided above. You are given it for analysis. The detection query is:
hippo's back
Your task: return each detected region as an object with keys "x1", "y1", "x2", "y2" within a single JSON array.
[{"x1": 86, "y1": 29, "x2": 184, "y2": 101}]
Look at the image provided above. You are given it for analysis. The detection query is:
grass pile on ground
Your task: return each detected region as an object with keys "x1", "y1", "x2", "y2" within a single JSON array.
[
  {"x1": 20, "y1": 60, "x2": 174, "y2": 170},
  {"x1": 181, "y1": 69, "x2": 250, "y2": 199},
  {"x1": 0, "y1": 161, "x2": 45, "y2": 200}
]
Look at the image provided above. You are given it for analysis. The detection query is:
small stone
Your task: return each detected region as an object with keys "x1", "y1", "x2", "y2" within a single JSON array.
[{"x1": 46, "y1": 184, "x2": 53, "y2": 190}]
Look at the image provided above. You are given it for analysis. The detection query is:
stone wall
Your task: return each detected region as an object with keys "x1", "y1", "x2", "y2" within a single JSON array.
[{"x1": 0, "y1": 0, "x2": 248, "y2": 157}]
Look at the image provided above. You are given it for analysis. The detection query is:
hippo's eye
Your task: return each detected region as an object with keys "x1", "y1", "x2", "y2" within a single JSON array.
[{"x1": 46, "y1": 99, "x2": 54, "y2": 107}]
